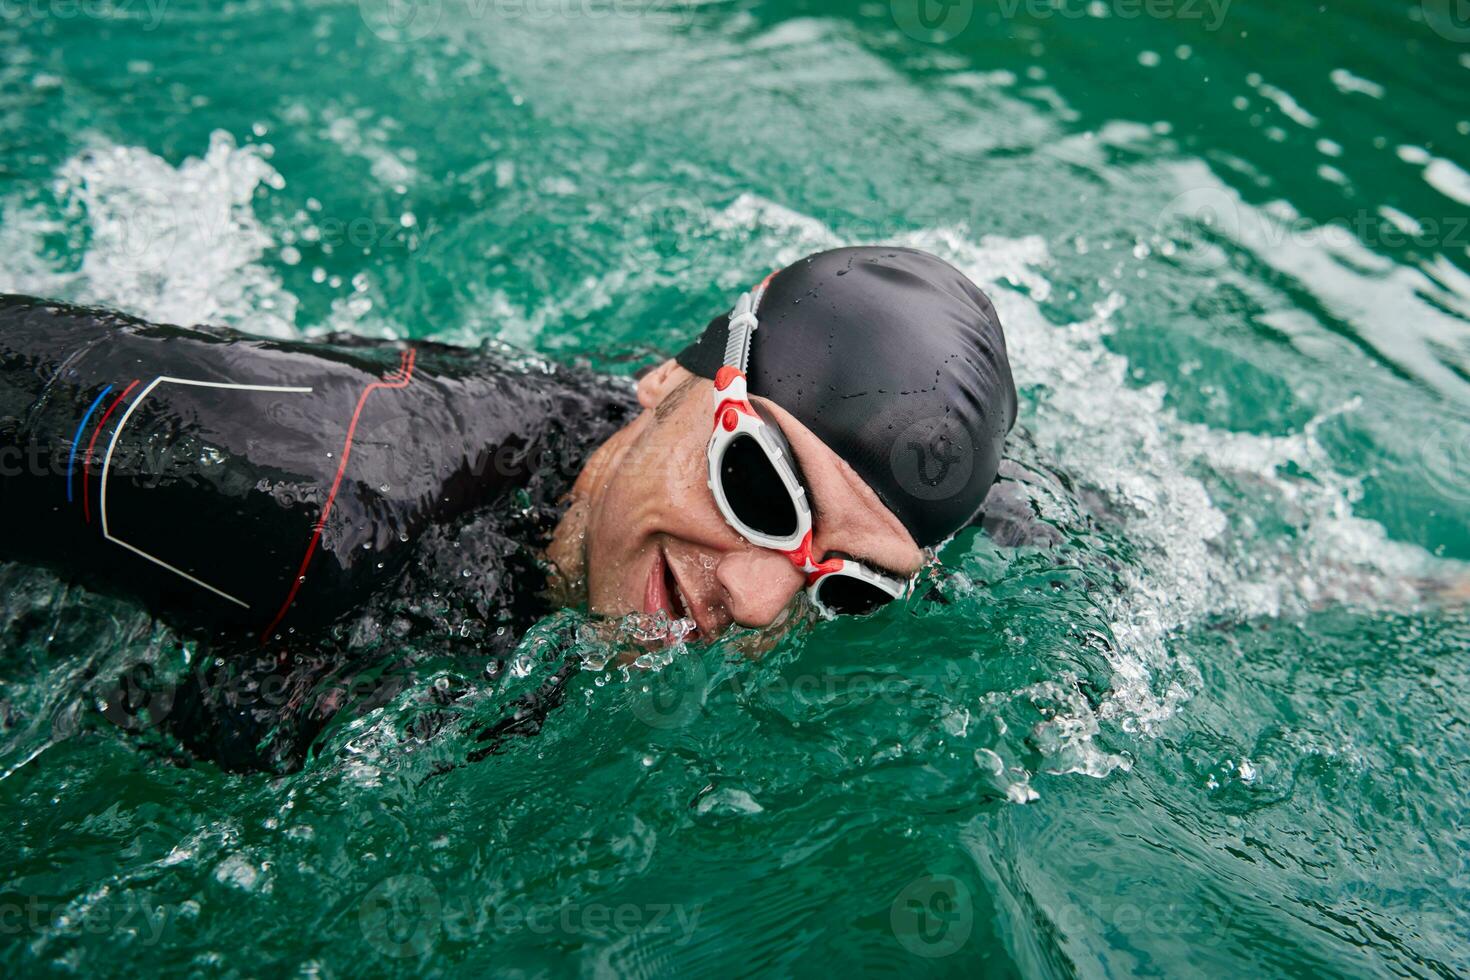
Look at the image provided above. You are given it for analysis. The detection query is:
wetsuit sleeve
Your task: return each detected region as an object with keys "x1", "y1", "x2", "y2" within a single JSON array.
[
  {"x1": 976, "y1": 477, "x2": 1062, "y2": 549},
  {"x1": 0, "y1": 295, "x2": 635, "y2": 643}
]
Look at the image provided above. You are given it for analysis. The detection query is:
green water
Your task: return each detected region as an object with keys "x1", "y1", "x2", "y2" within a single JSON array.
[{"x1": 3, "y1": 0, "x2": 1470, "y2": 975}]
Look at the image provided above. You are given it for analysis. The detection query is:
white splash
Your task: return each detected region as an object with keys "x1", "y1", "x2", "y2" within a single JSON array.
[
  {"x1": 1, "y1": 130, "x2": 300, "y2": 336},
  {"x1": 712, "y1": 190, "x2": 1462, "y2": 783}
]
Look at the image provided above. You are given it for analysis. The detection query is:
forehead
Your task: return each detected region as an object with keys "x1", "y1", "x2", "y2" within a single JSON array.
[{"x1": 750, "y1": 395, "x2": 925, "y2": 576}]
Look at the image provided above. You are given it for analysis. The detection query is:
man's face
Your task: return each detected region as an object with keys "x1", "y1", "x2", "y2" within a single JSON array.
[{"x1": 574, "y1": 361, "x2": 926, "y2": 640}]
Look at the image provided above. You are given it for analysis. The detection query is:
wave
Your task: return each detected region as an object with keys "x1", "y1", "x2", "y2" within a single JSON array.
[{"x1": 0, "y1": 133, "x2": 1460, "y2": 790}]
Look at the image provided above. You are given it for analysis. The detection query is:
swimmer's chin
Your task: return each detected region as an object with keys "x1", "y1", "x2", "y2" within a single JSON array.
[{"x1": 540, "y1": 554, "x2": 586, "y2": 611}]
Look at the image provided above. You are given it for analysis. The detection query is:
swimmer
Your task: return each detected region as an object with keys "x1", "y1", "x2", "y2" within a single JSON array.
[{"x1": 0, "y1": 246, "x2": 1018, "y2": 768}]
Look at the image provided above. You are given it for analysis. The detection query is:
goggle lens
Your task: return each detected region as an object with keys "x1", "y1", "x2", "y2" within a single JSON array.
[
  {"x1": 812, "y1": 573, "x2": 896, "y2": 617},
  {"x1": 718, "y1": 433, "x2": 800, "y2": 540}
]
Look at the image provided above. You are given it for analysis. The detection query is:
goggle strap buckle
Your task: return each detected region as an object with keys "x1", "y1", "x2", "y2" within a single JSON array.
[{"x1": 724, "y1": 293, "x2": 758, "y2": 372}]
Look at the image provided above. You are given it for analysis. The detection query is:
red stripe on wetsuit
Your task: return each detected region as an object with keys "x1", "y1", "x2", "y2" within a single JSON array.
[{"x1": 259, "y1": 348, "x2": 417, "y2": 643}]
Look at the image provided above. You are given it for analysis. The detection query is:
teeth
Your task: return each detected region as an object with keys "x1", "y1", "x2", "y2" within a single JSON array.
[
  {"x1": 672, "y1": 586, "x2": 693, "y2": 628},
  {"x1": 664, "y1": 561, "x2": 684, "y2": 618}
]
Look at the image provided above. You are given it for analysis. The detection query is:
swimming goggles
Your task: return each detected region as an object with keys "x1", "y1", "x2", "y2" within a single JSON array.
[{"x1": 705, "y1": 278, "x2": 913, "y2": 617}]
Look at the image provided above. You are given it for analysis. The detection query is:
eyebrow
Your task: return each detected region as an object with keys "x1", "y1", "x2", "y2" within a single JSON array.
[{"x1": 768, "y1": 416, "x2": 916, "y2": 581}]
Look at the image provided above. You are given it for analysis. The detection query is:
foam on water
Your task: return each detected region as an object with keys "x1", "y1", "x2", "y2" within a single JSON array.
[
  {"x1": 1158, "y1": 159, "x2": 1470, "y2": 404},
  {"x1": 0, "y1": 128, "x2": 1460, "y2": 791},
  {"x1": 0, "y1": 130, "x2": 300, "y2": 336},
  {"x1": 712, "y1": 191, "x2": 1460, "y2": 775},
  {"x1": 316, "y1": 106, "x2": 421, "y2": 188}
]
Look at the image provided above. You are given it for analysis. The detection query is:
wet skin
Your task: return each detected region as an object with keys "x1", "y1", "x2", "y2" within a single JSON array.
[{"x1": 547, "y1": 360, "x2": 927, "y2": 641}]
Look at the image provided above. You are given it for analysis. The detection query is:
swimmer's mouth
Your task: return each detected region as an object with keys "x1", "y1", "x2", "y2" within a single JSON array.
[
  {"x1": 645, "y1": 546, "x2": 699, "y2": 641},
  {"x1": 664, "y1": 551, "x2": 698, "y2": 638}
]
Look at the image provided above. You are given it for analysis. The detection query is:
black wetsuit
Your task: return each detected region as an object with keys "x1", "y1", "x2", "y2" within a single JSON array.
[{"x1": 0, "y1": 295, "x2": 637, "y2": 770}]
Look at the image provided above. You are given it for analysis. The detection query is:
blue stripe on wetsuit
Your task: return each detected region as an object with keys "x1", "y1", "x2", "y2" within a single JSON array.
[{"x1": 66, "y1": 384, "x2": 112, "y2": 503}]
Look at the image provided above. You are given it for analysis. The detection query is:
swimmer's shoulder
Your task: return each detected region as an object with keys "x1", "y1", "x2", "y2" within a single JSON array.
[{"x1": 975, "y1": 459, "x2": 1064, "y2": 550}]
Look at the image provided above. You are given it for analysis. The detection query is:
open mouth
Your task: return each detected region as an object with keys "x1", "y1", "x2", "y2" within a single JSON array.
[
  {"x1": 663, "y1": 551, "x2": 698, "y2": 637},
  {"x1": 644, "y1": 546, "x2": 698, "y2": 640},
  {"x1": 664, "y1": 557, "x2": 685, "y2": 617}
]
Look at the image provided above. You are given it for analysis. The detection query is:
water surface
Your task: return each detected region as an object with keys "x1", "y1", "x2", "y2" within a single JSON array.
[{"x1": 2, "y1": 0, "x2": 1468, "y2": 975}]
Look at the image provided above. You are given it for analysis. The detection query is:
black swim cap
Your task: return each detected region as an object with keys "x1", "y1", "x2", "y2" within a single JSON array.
[{"x1": 676, "y1": 246, "x2": 1017, "y2": 548}]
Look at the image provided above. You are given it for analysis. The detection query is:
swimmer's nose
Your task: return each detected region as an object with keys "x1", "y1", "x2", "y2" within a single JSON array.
[{"x1": 715, "y1": 548, "x2": 805, "y2": 628}]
